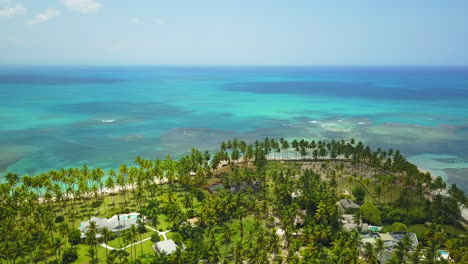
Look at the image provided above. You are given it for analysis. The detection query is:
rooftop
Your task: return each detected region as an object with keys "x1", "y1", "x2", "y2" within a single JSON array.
[
  {"x1": 79, "y1": 213, "x2": 140, "y2": 238},
  {"x1": 342, "y1": 214, "x2": 369, "y2": 231},
  {"x1": 340, "y1": 199, "x2": 360, "y2": 209},
  {"x1": 154, "y1": 239, "x2": 178, "y2": 255},
  {"x1": 360, "y1": 232, "x2": 418, "y2": 251}
]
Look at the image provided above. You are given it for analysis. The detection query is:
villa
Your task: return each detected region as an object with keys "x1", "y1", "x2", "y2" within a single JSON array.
[
  {"x1": 360, "y1": 232, "x2": 419, "y2": 264},
  {"x1": 342, "y1": 214, "x2": 369, "y2": 231},
  {"x1": 154, "y1": 239, "x2": 178, "y2": 255},
  {"x1": 339, "y1": 199, "x2": 360, "y2": 211},
  {"x1": 79, "y1": 212, "x2": 141, "y2": 238}
]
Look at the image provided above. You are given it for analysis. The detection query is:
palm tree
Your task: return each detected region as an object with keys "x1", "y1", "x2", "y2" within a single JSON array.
[
  {"x1": 51, "y1": 237, "x2": 65, "y2": 261},
  {"x1": 99, "y1": 227, "x2": 114, "y2": 260},
  {"x1": 171, "y1": 247, "x2": 186, "y2": 264},
  {"x1": 232, "y1": 240, "x2": 244, "y2": 264},
  {"x1": 363, "y1": 242, "x2": 378, "y2": 263},
  {"x1": 375, "y1": 238, "x2": 384, "y2": 263},
  {"x1": 86, "y1": 246, "x2": 99, "y2": 264},
  {"x1": 129, "y1": 224, "x2": 138, "y2": 260},
  {"x1": 106, "y1": 169, "x2": 116, "y2": 205},
  {"x1": 352, "y1": 210, "x2": 362, "y2": 231},
  {"x1": 111, "y1": 249, "x2": 130, "y2": 264},
  {"x1": 221, "y1": 223, "x2": 233, "y2": 255}
]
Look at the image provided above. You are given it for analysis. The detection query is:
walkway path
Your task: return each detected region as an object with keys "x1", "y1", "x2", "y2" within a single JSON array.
[{"x1": 98, "y1": 225, "x2": 171, "y2": 250}]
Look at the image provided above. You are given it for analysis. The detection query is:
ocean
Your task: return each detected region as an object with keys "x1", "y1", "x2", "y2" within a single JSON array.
[{"x1": 1, "y1": 66, "x2": 467, "y2": 192}]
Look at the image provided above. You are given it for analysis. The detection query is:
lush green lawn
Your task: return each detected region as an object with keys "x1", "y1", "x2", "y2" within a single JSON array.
[
  {"x1": 106, "y1": 231, "x2": 152, "y2": 248},
  {"x1": 407, "y1": 224, "x2": 466, "y2": 239}
]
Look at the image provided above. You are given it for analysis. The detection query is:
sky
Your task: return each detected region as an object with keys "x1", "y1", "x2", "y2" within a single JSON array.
[{"x1": 0, "y1": 0, "x2": 467, "y2": 66}]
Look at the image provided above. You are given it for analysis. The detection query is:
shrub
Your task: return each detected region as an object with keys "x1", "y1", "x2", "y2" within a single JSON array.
[
  {"x1": 55, "y1": 215, "x2": 65, "y2": 223},
  {"x1": 62, "y1": 247, "x2": 78, "y2": 263},
  {"x1": 171, "y1": 232, "x2": 183, "y2": 246},
  {"x1": 192, "y1": 189, "x2": 205, "y2": 202},
  {"x1": 352, "y1": 185, "x2": 366, "y2": 205},
  {"x1": 91, "y1": 199, "x2": 103, "y2": 208},
  {"x1": 68, "y1": 229, "x2": 82, "y2": 245},
  {"x1": 391, "y1": 222, "x2": 408, "y2": 232},
  {"x1": 151, "y1": 232, "x2": 161, "y2": 242},
  {"x1": 360, "y1": 201, "x2": 382, "y2": 225}
]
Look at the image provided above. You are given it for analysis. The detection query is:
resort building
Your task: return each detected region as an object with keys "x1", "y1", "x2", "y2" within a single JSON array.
[
  {"x1": 339, "y1": 199, "x2": 360, "y2": 211},
  {"x1": 154, "y1": 239, "x2": 178, "y2": 255},
  {"x1": 360, "y1": 232, "x2": 419, "y2": 264},
  {"x1": 79, "y1": 212, "x2": 140, "y2": 238},
  {"x1": 187, "y1": 217, "x2": 199, "y2": 226},
  {"x1": 342, "y1": 214, "x2": 369, "y2": 231}
]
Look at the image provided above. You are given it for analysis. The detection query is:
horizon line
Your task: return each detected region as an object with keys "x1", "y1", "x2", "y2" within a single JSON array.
[{"x1": 1, "y1": 63, "x2": 468, "y2": 68}]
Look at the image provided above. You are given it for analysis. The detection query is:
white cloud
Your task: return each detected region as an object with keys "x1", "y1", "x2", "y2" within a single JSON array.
[
  {"x1": 129, "y1": 17, "x2": 140, "y2": 24},
  {"x1": 0, "y1": 0, "x2": 13, "y2": 5},
  {"x1": 154, "y1": 18, "x2": 166, "y2": 25},
  {"x1": 61, "y1": 0, "x2": 102, "y2": 14},
  {"x1": 0, "y1": 4, "x2": 26, "y2": 17},
  {"x1": 28, "y1": 8, "x2": 60, "y2": 25}
]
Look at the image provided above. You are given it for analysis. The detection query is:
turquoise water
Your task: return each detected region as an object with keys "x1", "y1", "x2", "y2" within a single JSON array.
[
  {"x1": 439, "y1": 250, "x2": 449, "y2": 256},
  {"x1": 0, "y1": 66, "x2": 467, "y2": 191}
]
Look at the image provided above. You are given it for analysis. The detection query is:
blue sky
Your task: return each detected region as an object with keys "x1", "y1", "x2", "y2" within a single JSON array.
[{"x1": 1, "y1": 0, "x2": 467, "y2": 65}]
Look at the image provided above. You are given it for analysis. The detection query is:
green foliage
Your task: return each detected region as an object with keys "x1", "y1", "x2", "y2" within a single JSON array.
[
  {"x1": 391, "y1": 222, "x2": 408, "y2": 232},
  {"x1": 352, "y1": 185, "x2": 366, "y2": 205},
  {"x1": 62, "y1": 247, "x2": 78, "y2": 263},
  {"x1": 380, "y1": 205, "x2": 427, "y2": 225},
  {"x1": 68, "y1": 229, "x2": 82, "y2": 246},
  {"x1": 360, "y1": 201, "x2": 382, "y2": 225},
  {"x1": 1, "y1": 137, "x2": 466, "y2": 264},
  {"x1": 91, "y1": 199, "x2": 103, "y2": 208},
  {"x1": 151, "y1": 232, "x2": 161, "y2": 242},
  {"x1": 192, "y1": 188, "x2": 205, "y2": 202},
  {"x1": 344, "y1": 207, "x2": 359, "y2": 214},
  {"x1": 55, "y1": 215, "x2": 65, "y2": 223}
]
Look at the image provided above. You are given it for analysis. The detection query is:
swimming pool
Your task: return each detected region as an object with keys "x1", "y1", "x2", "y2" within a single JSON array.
[
  {"x1": 121, "y1": 214, "x2": 139, "y2": 219},
  {"x1": 439, "y1": 250, "x2": 449, "y2": 256}
]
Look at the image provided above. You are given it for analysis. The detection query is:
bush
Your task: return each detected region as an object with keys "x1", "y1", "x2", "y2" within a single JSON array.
[
  {"x1": 352, "y1": 185, "x2": 366, "y2": 205},
  {"x1": 91, "y1": 199, "x2": 103, "y2": 208},
  {"x1": 151, "y1": 232, "x2": 161, "y2": 242},
  {"x1": 391, "y1": 222, "x2": 408, "y2": 232},
  {"x1": 170, "y1": 232, "x2": 183, "y2": 246},
  {"x1": 62, "y1": 247, "x2": 78, "y2": 263},
  {"x1": 360, "y1": 201, "x2": 382, "y2": 225},
  {"x1": 55, "y1": 215, "x2": 65, "y2": 223},
  {"x1": 68, "y1": 229, "x2": 82, "y2": 245},
  {"x1": 138, "y1": 226, "x2": 147, "y2": 233},
  {"x1": 192, "y1": 189, "x2": 205, "y2": 202},
  {"x1": 380, "y1": 206, "x2": 427, "y2": 225}
]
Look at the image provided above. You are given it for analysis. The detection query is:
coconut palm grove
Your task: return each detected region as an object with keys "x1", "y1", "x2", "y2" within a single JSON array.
[{"x1": 0, "y1": 138, "x2": 467, "y2": 263}]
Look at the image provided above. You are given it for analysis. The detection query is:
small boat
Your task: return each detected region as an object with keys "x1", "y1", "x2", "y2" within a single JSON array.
[{"x1": 101, "y1": 120, "x2": 115, "y2": 123}]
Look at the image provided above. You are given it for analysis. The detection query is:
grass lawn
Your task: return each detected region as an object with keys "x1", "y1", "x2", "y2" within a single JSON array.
[
  {"x1": 106, "y1": 231, "x2": 152, "y2": 248},
  {"x1": 407, "y1": 224, "x2": 466, "y2": 239}
]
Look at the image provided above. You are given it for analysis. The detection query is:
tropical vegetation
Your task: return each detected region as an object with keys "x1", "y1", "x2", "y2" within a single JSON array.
[{"x1": 0, "y1": 138, "x2": 467, "y2": 263}]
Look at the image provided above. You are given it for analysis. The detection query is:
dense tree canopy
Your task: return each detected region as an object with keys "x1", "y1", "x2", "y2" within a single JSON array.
[{"x1": 0, "y1": 137, "x2": 467, "y2": 263}]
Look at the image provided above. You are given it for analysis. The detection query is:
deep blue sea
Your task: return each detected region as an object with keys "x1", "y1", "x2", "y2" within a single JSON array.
[{"x1": 1, "y1": 66, "x2": 467, "y2": 191}]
